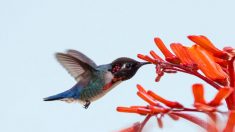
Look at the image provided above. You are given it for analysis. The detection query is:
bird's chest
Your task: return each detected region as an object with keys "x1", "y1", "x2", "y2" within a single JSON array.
[{"x1": 79, "y1": 71, "x2": 120, "y2": 102}]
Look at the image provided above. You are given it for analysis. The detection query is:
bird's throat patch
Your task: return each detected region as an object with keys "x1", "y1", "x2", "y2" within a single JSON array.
[
  {"x1": 103, "y1": 82, "x2": 113, "y2": 90},
  {"x1": 103, "y1": 78, "x2": 121, "y2": 91}
]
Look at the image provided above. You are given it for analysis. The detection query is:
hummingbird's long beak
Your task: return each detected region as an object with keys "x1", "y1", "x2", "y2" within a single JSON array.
[{"x1": 137, "y1": 62, "x2": 151, "y2": 68}]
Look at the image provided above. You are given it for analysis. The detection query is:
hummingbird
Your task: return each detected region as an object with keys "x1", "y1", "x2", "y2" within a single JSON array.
[{"x1": 44, "y1": 50, "x2": 150, "y2": 108}]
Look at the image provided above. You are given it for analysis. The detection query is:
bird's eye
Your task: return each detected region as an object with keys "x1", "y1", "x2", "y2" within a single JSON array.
[{"x1": 125, "y1": 63, "x2": 132, "y2": 69}]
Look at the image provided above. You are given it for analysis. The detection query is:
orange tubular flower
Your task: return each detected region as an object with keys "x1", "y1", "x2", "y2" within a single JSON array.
[
  {"x1": 130, "y1": 106, "x2": 148, "y2": 109},
  {"x1": 170, "y1": 43, "x2": 195, "y2": 65},
  {"x1": 136, "y1": 84, "x2": 147, "y2": 93},
  {"x1": 137, "y1": 91, "x2": 159, "y2": 106},
  {"x1": 188, "y1": 45, "x2": 228, "y2": 82},
  {"x1": 208, "y1": 87, "x2": 233, "y2": 106},
  {"x1": 147, "y1": 90, "x2": 184, "y2": 108},
  {"x1": 137, "y1": 54, "x2": 155, "y2": 63},
  {"x1": 154, "y1": 37, "x2": 180, "y2": 64},
  {"x1": 117, "y1": 83, "x2": 235, "y2": 131},
  {"x1": 188, "y1": 35, "x2": 228, "y2": 59},
  {"x1": 118, "y1": 35, "x2": 234, "y2": 131},
  {"x1": 116, "y1": 106, "x2": 151, "y2": 115},
  {"x1": 192, "y1": 84, "x2": 206, "y2": 104},
  {"x1": 116, "y1": 107, "x2": 139, "y2": 114},
  {"x1": 192, "y1": 84, "x2": 233, "y2": 112},
  {"x1": 150, "y1": 50, "x2": 164, "y2": 61}
]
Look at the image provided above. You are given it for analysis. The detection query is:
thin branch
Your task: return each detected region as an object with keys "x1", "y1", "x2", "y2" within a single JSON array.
[
  {"x1": 138, "y1": 114, "x2": 152, "y2": 132},
  {"x1": 159, "y1": 61, "x2": 222, "y2": 90},
  {"x1": 172, "y1": 108, "x2": 202, "y2": 113},
  {"x1": 193, "y1": 71, "x2": 222, "y2": 90}
]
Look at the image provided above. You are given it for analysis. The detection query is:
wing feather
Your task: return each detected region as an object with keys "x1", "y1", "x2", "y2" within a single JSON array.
[
  {"x1": 66, "y1": 50, "x2": 97, "y2": 68},
  {"x1": 56, "y1": 53, "x2": 95, "y2": 81}
]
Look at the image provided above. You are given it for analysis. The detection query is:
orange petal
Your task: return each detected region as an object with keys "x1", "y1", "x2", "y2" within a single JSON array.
[
  {"x1": 137, "y1": 91, "x2": 159, "y2": 106},
  {"x1": 188, "y1": 45, "x2": 228, "y2": 81},
  {"x1": 137, "y1": 54, "x2": 146, "y2": 60},
  {"x1": 208, "y1": 87, "x2": 233, "y2": 106},
  {"x1": 154, "y1": 37, "x2": 180, "y2": 64},
  {"x1": 192, "y1": 84, "x2": 206, "y2": 104},
  {"x1": 188, "y1": 35, "x2": 228, "y2": 59},
  {"x1": 223, "y1": 111, "x2": 235, "y2": 132},
  {"x1": 170, "y1": 43, "x2": 195, "y2": 65},
  {"x1": 137, "y1": 54, "x2": 155, "y2": 63},
  {"x1": 130, "y1": 106, "x2": 148, "y2": 109},
  {"x1": 145, "y1": 55, "x2": 156, "y2": 63},
  {"x1": 136, "y1": 84, "x2": 147, "y2": 94},
  {"x1": 147, "y1": 90, "x2": 184, "y2": 108},
  {"x1": 116, "y1": 107, "x2": 138, "y2": 113},
  {"x1": 137, "y1": 54, "x2": 150, "y2": 62},
  {"x1": 149, "y1": 50, "x2": 164, "y2": 61},
  {"x1": 215, "y1": 63, "x2": 229, "y2": 85},
  {"x1": 137, "y1": 108, "x2": 152, "y2": 115}
]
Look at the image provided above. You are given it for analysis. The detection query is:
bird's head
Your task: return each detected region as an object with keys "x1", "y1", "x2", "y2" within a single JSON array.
[{"x1": 109, "y1": 57, "x2": 150, "y2": 81}]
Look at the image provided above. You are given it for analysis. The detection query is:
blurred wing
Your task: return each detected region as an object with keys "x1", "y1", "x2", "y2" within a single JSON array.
[
  {"x1": 56, "y1": 53, "x2": 95, "y2": 81},
  {"x1": 66, "y1": 50, "x2": 97, "y2": 68}
]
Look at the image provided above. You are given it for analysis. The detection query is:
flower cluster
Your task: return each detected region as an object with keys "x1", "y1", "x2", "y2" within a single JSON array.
[
  {"x1": 117, "y1": 84, "x2": 234, "y2": 132},
  {"x1": 117, "y1": 35, "x2": 235, "y2": 131},
  {"x1": 137, "y1": 35, "x2": 235, "y2": 108}
]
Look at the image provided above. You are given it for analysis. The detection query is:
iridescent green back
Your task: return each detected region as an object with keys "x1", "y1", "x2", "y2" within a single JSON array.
[{"x1": 79, "y1": 71, "x2": 106, "y2": 101}]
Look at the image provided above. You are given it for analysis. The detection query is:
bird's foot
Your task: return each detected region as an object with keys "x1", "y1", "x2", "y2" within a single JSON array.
[{"x1": 83, "y1": 100, "x2": 91, "y2": 109}]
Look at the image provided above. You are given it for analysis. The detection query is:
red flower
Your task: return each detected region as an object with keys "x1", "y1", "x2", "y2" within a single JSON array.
[
  {"x1": 170, "y1": 43, "x2": 195, "y2": 66},
  {"x1": 117, "y1": 84, "x2": 232, "y2": 131},
  {"x1": 118, "y1": 35, "x2": 235, "y2": 131},
  {"x1": 138, "y1": 35, "x2": 230, "y2": 85},
  {"x1": 188, "y1": 45, "x2": 228, "y2": 82},
  {"x1": 147, "y1": 90, "x2": 183, "y2": 109},
  {"x1": 154, "y1": 37, "x2": 180, "y2": 64},
  {"x1": 192, "y1": 84, "x2": 233, "y2": 112},
  {"x1": 187, "y1": 35, "x2": 228, "y2": 59}
]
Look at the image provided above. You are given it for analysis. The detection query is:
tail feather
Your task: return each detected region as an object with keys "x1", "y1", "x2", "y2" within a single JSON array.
[
  {"x1": 44, "y1": 90, "x2": 75, "y2": 101},
  {"x1": 43, "y1": 94, "x2": 65, "y2": 101}
]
